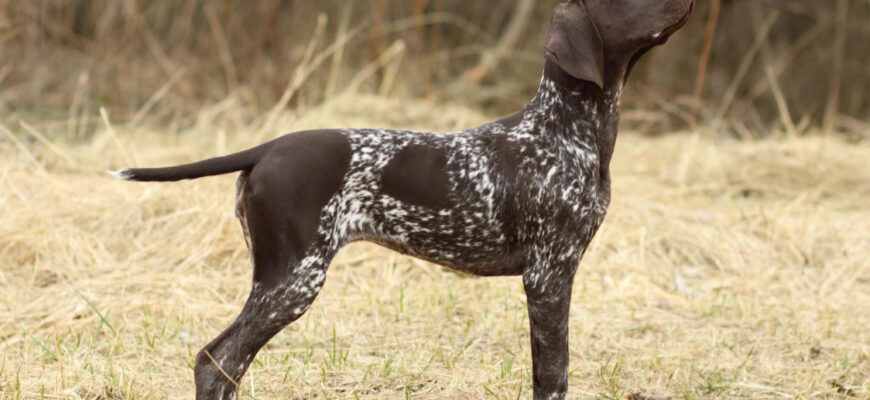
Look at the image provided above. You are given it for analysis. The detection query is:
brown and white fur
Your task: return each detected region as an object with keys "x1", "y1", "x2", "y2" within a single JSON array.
[{"x1": 110, "y1": 1, "x2": 694, "y2": 398}]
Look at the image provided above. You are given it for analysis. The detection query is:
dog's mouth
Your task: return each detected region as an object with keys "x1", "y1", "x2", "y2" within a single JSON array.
[
  {"x1": 624, "y1": 1, "x2": 693, "y2": 84},
  {"x1": 652, "y1": 0, "x2": 694, "y2": 42}
]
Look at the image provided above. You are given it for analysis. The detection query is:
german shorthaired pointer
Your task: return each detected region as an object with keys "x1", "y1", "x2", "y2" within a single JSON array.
[{"x1": 110, "y1": 1, "x2": 693, "y2": 398}]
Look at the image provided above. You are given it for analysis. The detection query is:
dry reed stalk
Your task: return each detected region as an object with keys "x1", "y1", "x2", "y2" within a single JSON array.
[
  {"x1": 728, "y1": 13, "x2": 829, "y2": 125},
  {"x1": 99, "y1": 107, "x2": 135, "y2": 167},
  {"x1": 127, "y1": 0, "x2": 179, "y2": 81},
  {"x1": 763, "y1": 65, "x2": 797, "y2": 136},
  {"x1": 378, "y1": 41, "x2": 407, "y2": 97},
  {"x1": 0, "y1": 122, "x2": 44, "y2": 172},
  {"x1": 129, "y1": 69, "x2": 186, "y2": 128},
  {"x1": 691, "y1": 0, "x2": 721, "y2": 126},
  {"x1": 205, "y1": 3, "x2": 239, "y2": 95},
  {"x1": 325, "y1": 1, "x2": 354, "y2": 99},
  {"x1": 261, "y1": 14, "x2": 329, "y2": 135},
  {"x1": 347, "y1": 40, "x2": 407, "y2": 95},
  {"x1": 464, "y1": 0, "x2": 533, "y2": 84},
  {"x1": 713, "y1": 11, "x2": 780, "y2": 124},
  {"x1": 66, "y1": 72, "x2": 88, "y2": 139},
  {"x1": 822, "y1": 0, "x2": 849, "y2": 135},
  {"x1": 19, "y1": 120, "x2": 77, "y2": 168}
]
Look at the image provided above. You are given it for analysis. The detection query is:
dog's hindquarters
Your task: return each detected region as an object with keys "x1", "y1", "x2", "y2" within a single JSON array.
[
  {"x1": 145, "y1": 128, "x2": 523, "y2": 399},
  {"x1": 193, "y1": 130, "x2": 353, "y2": 399}
]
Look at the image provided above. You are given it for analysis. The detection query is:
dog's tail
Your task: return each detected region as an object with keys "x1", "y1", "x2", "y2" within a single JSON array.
[{"x1": 107, "y1": 141, "x2": 274, "y2": 182}]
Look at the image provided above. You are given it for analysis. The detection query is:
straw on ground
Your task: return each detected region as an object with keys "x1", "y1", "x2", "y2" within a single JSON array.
[{"x1": 1, "y1": 96, "x2": 868, "y2": 399}]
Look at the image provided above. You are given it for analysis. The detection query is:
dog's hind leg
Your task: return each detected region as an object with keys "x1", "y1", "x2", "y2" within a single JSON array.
[
  {"x1": 193, "y1": 247, "x2": 336, "y2": 400},
  {"x1": 192, "y1": 228, "x2": 340, "y2": 399},
  {"x1": 194, "y1": 168, "x2": 345, "y2": 399}
]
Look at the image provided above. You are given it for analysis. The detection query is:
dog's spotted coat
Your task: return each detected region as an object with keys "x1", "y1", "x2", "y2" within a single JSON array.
[
  {"x1": 111, "y1": 1, "x2": 694, "y2": 398},
  {"x1": 246, "y1": 75, "x2": 614, "y2": 299},
  {"x1": 210, "y1": 69, "x2": 616, "y2": 400}
]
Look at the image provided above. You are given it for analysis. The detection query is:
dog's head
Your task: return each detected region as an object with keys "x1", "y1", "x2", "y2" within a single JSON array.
[{"x1": 545, "y1": 0, "x2": 695, "y2": 89}]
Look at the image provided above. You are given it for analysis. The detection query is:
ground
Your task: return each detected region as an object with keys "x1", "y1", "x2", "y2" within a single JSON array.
[{"x1": 1, "y1": 95, "x2": 868, "y2": 399}]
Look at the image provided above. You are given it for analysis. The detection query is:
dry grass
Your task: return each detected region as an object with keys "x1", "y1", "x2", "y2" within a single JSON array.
[{"x1": 1, "y1": 96, "x2": 868, "y2": 399}]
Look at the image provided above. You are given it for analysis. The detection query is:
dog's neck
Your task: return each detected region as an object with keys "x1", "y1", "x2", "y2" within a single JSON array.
[{"x1": 524, "y1": 60, "x2": 622, "y2": 190}]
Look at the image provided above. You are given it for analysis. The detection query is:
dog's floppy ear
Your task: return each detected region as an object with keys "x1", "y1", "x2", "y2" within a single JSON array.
[{"x1": 545, "y1": 2, "x2": 605, "y2": 89}]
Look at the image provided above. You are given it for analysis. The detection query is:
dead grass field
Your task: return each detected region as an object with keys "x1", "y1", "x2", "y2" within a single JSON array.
[{"x1": 1, "y1": 96, "x2": 868, "y2": 399}]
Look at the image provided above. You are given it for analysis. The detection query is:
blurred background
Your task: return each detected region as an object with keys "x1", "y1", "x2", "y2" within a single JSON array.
[
  {"x1": 2, "y1": 3, "x2": 870, "y2": 398},
  {"x1": 1, "y1": 0, "x2": 868, "y2": 138}
]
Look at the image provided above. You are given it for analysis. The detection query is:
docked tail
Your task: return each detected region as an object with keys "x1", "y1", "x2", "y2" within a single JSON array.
[{"x1": 108, "y1": 141, "x2": 273, "y2": 182}]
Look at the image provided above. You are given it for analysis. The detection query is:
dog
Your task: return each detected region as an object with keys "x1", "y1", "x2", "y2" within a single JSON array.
[{"x1": 110, "y1": 1, "x2": 693, "y2": 398}]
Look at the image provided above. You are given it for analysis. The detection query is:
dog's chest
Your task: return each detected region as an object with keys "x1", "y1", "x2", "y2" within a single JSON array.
[{"x1": 507, "y1": 134, "x2": 608, "y2": 243}]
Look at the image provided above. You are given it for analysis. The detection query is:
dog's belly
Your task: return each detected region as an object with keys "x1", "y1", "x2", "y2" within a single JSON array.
[
  {"x1": 346, "y1": 196, "x2": 524, "y2": 276},
  {"x1": 367, "y1": 236, "x2": 525, "y2": 276}
]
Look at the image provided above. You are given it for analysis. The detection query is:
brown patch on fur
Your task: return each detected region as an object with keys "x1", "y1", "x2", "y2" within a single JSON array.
[{"x1": 381, "y1": 143, "x2": 452, "y2": 210}]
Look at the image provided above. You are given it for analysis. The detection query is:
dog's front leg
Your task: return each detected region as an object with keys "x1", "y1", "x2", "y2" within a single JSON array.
[{"x1": 523, "y1": 255, "x2": 576, "y2": 400}]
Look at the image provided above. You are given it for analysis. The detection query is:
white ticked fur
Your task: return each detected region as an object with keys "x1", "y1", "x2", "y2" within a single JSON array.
[{"x1": 106, "y1": 169, "x2": 133, "y2": 180}]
